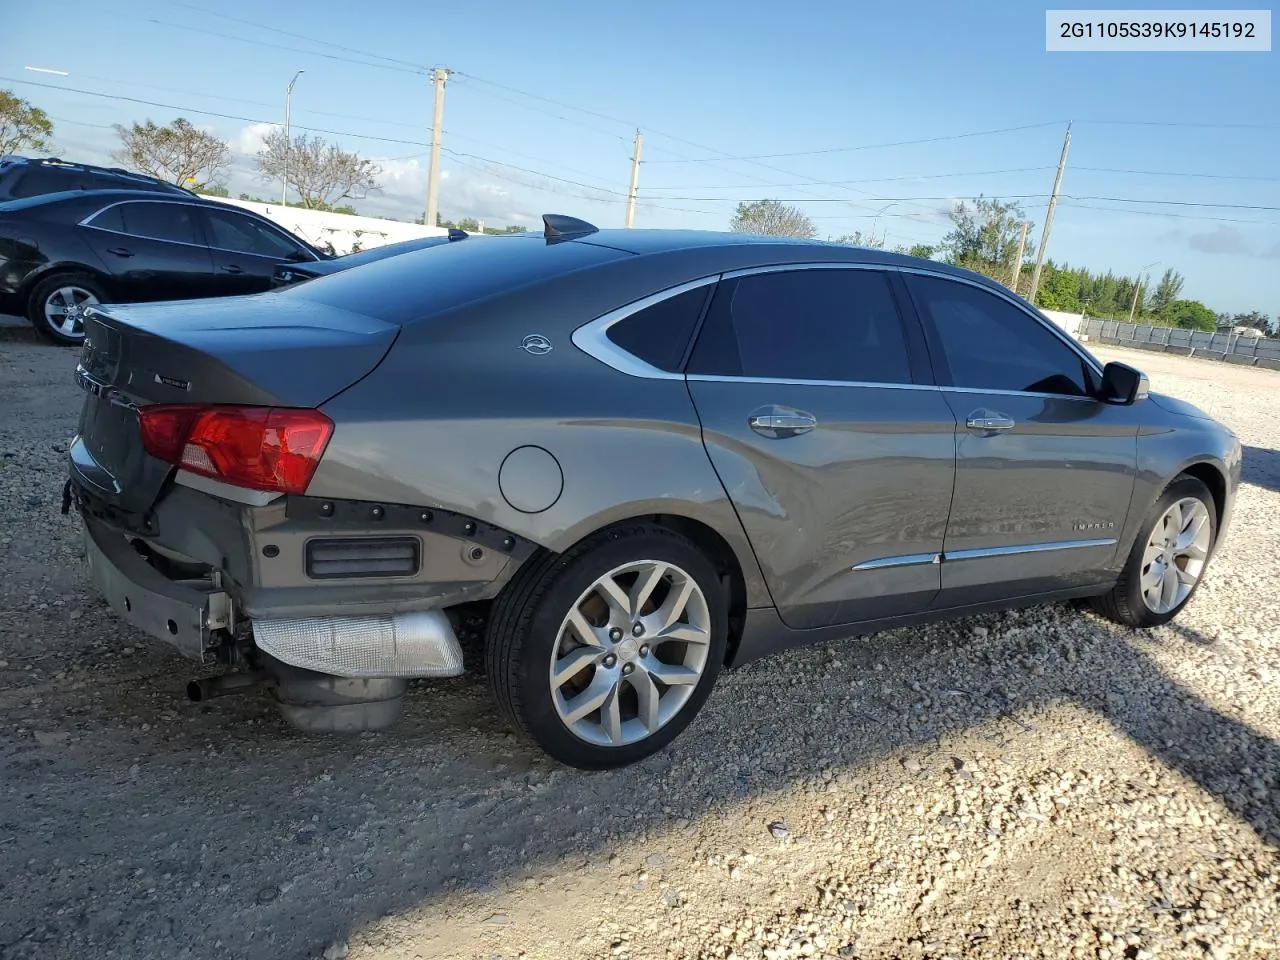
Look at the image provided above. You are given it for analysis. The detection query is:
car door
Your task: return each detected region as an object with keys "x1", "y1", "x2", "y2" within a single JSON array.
[
  {"x1": 199, "y1": 207, "x2": 316, "y2": 295},
  {"x1": 78, "y1": 200, "x2": 217, "y2": 302},
  {"x1": 902, "y1": 271, "x2": 1143, "y2": 605},
  {"x1": 684, "y1": 265, "x2": 957, "y2": 630}
]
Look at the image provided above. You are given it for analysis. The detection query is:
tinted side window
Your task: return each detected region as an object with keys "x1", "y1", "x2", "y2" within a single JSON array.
[
  {"x1": 687, "y1": 269, "x2": 913, "y2": 384},
  {"x1": 116, "y1": 202, "x2": 199, "y2": 244},
  {"x1": 605, "y1": 285, "x2": 711, "y2": 372},
  {"x1": 908, "y1": 275, "x2": 1089, "y2": 396},
  {"x1": 12, "y1": 168, "x2": 89, "y2": 198},
  {"x1": 204, "y1": 209, "x2": 303, "y2": 258}
]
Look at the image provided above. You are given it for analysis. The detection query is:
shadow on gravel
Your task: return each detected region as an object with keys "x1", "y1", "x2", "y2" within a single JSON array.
[
  {"x1": 1243, "y1": 445, "x2": 1280, "y2": 493},
  {"x1": 2, "y1": 602, "x2": 1277, "y2": 960}
]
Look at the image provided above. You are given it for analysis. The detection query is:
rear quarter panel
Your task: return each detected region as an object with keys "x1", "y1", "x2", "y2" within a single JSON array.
[{"x1": 307, "y1": 257, "x2": 773, "y2": 608}]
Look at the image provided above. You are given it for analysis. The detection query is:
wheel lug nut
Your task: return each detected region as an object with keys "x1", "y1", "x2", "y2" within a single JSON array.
[
  {"x1": 638, "y1": 644, "x2": 649, "y2": 657},
  {"x1": 609, "y1": 627, "x2": 623, "y2": 642},
  {"x1": 603, "y1": 654, "x2": 617, "y2": 668},
  {"x1": 632, "y1": 622, "x2": 645, "y2": 636},
  {"x1": 622, "y1": 663, "x2": 634, "y2": 675}
]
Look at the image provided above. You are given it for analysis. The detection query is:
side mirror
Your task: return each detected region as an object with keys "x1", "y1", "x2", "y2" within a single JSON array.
[{"x1": 1100, "y1": 361, "x2": 1149, "y2": 405}]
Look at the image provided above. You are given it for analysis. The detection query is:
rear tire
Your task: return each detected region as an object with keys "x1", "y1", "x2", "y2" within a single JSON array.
[
  {"x1": 485, "y1": 523, "x2": 728, "y2": 769},
  {"x1": 26, "y1": 273, "x2": 108, "y2": 346},
  {"x1": 1091, "y1": 474, "x2": 1217, "y2": 628}
]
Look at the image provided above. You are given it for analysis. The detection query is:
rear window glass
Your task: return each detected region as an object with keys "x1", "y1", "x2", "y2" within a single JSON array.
[{"x1": 283, "y1": 235, "x2": 627, "y2": 326}]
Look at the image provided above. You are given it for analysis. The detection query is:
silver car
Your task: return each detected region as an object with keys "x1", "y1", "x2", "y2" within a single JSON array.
[{"x1": 66, "y1": 215, "x2": 1241, "y2": 769}]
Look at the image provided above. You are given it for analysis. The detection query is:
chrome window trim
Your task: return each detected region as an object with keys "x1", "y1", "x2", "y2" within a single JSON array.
[
  {"x1": 851, "y1": 552, "x2": 941, "y2": 571},
  {"x1": 943, "y1": 537, "x2": 1116, "y2": 562},
  {"x1": 80, "y1": 198, "x2": 320, "y2": 261},
  {"x1": 571, "y1": 259, "x2": 1103, "y2": 397},
  {"x1": 572, "y1": 262, "x2": 922, "y2": 386},
  {"x1": 688, "y1": 374, "x2": 933, "y2": 391},
  {"x1": 571, "y1": 275, "x2": 720, "y2": 381}
]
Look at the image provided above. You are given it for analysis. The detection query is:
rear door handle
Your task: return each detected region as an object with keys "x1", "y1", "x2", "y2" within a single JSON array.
[
  {"x1": 106, "y1": 247, "x2": 134, "y2": 258},
  {"x1": 965, "y1": 412, "x2": 1016, "y2": 432},
  {"x1": 221, "y1": 264, "x2": 244, "y2": 275},
  {"x1": 748, "y1": 407, "x2": 817, "y2": 438}
]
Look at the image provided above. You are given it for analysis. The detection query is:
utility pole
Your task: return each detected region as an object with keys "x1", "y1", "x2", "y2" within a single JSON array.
[
  {"x1": 282, "y1": 69, "x2": 305, "y2": 207},
  {"x1": 424, "y1": 67, "x2": 450, "y2": 230},
  {"x1": 1010, "y1": 221, "x2": 1029, "y2": 292},
  {"x1": 1027, "y1": 123, "x2": 1071, "y2": 305},
  {"x1": 1128, "y1": 260, "x2": 1160, "y2": 323},
  {"x1": 1127, "y1": 277, "x2": 1144, "y2": 323},
  {"x1": 624, "y1": 129, "x2": 644, "y2": 228}
]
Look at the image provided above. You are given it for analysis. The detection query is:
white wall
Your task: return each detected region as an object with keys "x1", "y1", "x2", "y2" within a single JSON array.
[
  {"x1": 198, "y1": 195, "x2": 446, "y2": 254},
  {"x1": 1040, "y1": 309, "x2": 1084, "y2": 337}
]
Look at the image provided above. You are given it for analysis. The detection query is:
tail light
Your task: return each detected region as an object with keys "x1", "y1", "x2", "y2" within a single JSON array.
[{"x1": 138, "y1": 404, "x2": 333, "y2": 496}]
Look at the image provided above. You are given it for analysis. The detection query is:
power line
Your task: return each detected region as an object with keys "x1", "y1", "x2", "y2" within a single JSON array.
[
  {"x1": 1059, "y1": 202, "x2": 1280, "y2": 225},
  {"x1": 1074, "y1": 118, "x2": 1279, "y2": 131},
  {"x1": 144, "y1": 19, "x2": 425, "y2": 76},
  {"x1": 449, "y1": 80, "x2": 630, "y2": 142},
  {"x1": 166, "y1": 0, "x2": 430, "y2": 71},
  {"x1": 1074, "y1": 165, "x2": 1280, "y2": 183},
  {"x1": 643, "y1": 166, "x2": 1057, "y2": 191},
  {"x1": 1066, "y1": 195, "x2": 1280, "y2": 212},
  {"x1": 642, "y1": 122, "x2": 1068, "y2": 164}
]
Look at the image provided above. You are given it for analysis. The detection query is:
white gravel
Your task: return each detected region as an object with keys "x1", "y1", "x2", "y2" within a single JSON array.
[{"x1": 1, "y1": 325, "x2": 1277, "y2": 960}]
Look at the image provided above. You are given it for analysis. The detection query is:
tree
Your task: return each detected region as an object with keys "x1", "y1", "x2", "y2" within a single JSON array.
[
  {"x1": 1164, "y1": 299, "x2": 1216, "y2": 332},
  {"x1": 729, "y1": 200, "x2": 816, "y2": 239},
  {"x1": 940, "y1": 196, "x2": 1034, "y2": 283},
  {"x1": 1149, "y1": 268, "x2": 1185, "y2": 316},
  {"x1": 0, "y1": 89, "x2": 54, "y2": 156},
  {"x1": 112, "y1": 118, "x2": 230, "y2": 189},
  {"x1": 832, "y1": 231, "x2": 885, "y2": 249},
  {"x1": 905, "y1": 243, "x2": 937, "y2": 260},
  {"x1": 257, "y1": 129, "x2": 381, "y2": 210}
]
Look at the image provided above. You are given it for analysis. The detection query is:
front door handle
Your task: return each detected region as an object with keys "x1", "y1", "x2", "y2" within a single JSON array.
[
  {"x1": 966, "y1": 412, "x2": 1016, "y2": 432},
  {"x1": 748, "y1": 407, "x2": 817, "y2": 438},
  {"x1": 106, "y1": 247, "x2": 134, "y2": 258},
  {"x1": 221, "y1": 264, "x2": 244, "y2": 275}
]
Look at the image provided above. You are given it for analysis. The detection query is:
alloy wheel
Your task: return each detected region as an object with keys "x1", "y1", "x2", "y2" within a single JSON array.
[
  {"x1": 549, "y1": 559, "x2": 712, "y2": 747},
  {"x1": 1139, "y1": 496, "x2": 1212, "y2": 614},
  {"x1": 44, "y1": 285, "x2": 99, "y2": 339}
]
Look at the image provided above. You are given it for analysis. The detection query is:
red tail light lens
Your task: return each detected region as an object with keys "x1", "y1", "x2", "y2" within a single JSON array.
[{"x1": 138, "y1": 404, "x2": 334, "y2": 496}]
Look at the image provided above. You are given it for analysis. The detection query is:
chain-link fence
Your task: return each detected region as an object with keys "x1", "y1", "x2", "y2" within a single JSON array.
[{"x1": 1078, "y1": 318, "x2": 1280, "y2": 370}]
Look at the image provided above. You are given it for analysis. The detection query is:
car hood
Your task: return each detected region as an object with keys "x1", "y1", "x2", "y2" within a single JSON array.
[{"x1": 1149, "y1": 391, "x2": 1215, "y2": 423}]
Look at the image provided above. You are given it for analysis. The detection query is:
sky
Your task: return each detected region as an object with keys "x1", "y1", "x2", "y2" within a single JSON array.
[{"x1": 3, "y1": 0, "x2": 1278, "y2": 314}]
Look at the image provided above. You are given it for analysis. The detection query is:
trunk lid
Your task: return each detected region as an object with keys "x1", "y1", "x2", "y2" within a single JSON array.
[{"x1": 71, "y1": 293, "x2": 398, "y2": 514}]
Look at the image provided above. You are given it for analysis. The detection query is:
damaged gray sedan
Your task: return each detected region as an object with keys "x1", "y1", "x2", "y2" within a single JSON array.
[{"x1": 66, "y1": 215, "x2": 1241, "y2": 768}]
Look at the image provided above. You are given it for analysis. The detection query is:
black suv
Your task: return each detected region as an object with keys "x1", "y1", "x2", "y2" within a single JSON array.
[{"x1": 0, "y1": 156, "x2": 196, "y2": 202}]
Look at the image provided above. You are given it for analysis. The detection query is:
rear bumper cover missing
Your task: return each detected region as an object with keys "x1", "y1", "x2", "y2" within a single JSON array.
[{"x1": 83, "y1": 517, "x2": 233, "y2": 663}]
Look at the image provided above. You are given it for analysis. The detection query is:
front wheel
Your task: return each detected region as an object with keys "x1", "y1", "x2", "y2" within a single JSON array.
[
  {"x1": 26, "y1": 273, "x2": 108, "y2": 346},
  {"x1": 485, "y1": 524, "x2": 729, "y2": 769},
  {"x1": 1092, "y1": 474, "x2": 1217, "y2": 628}
]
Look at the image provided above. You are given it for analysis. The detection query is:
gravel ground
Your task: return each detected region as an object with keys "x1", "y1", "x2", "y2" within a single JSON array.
[{"x1": 1, "y1": 322, "x2": 1277, "y2": 960}]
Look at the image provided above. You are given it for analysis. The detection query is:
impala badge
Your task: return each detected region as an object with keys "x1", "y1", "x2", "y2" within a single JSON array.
[{"x1": 521, "y1": 334, "x2": 552, "y2": 356}]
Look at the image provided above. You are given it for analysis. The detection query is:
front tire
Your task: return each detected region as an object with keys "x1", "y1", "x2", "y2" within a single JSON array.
[
  {"x1": 26, "y1": 273, "x2": 107, "y2": 346},
  {"x1": 485, "y1": 523, "x2": 728, "y2": 769},
  {"x1": 1092, "y1": 474, "x2": 1217, "y2": 628}
]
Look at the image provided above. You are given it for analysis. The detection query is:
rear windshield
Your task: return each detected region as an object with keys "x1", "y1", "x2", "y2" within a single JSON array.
[{"x1": 281, "y1": 234, "x2": 628, "y2": 325}]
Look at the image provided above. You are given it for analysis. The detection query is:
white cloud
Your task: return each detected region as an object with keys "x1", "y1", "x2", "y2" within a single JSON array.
[{"x1": 234, "y1": 122, "x2": 280, "y2": 157}]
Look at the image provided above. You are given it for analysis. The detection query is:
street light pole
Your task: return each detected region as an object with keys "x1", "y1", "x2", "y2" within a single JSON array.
[
  {"x1": 282, "y1": 70, "x2": 305, "y2": 207},
  {"x1": 1128, "y1": 260, "x2": 1160, "y2": 323}
]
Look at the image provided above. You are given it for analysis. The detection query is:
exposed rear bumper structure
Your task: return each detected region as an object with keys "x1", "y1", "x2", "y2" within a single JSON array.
[{"x1": 83, "y1": 516, "x2": 233, "y2": 664}]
